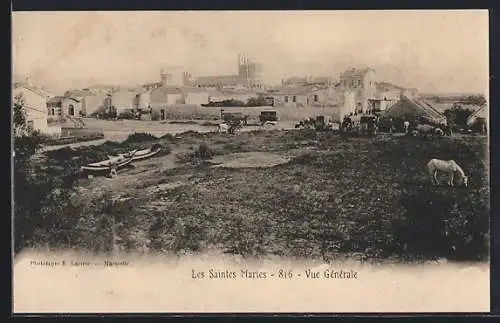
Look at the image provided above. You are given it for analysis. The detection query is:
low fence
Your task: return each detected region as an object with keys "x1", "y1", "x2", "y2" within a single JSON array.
[
  {"x1": 159, "y1": 104, "x2": 343, "y2": 121},
  {"x1": 42, "y1": 127, "x2": 105, "y2": 146}
]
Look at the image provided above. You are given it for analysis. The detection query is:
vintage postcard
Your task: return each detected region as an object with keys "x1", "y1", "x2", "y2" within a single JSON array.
[{"x1": 12, "y1": 10, "x2": 490, "y2": 313}]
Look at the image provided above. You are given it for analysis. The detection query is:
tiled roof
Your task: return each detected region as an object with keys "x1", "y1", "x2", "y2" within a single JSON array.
[
  {"x1": 467, "y1": 105, "x2": 488, "y2": 122},
  {"x1": 151, "y1": 86, "x2": 184, "y2": 95},
  {"x1": 385, "y1": 95, "x2": 447, "y2": 123},
  {"x1": 47, "y1": 96, "x2": 65, "y2": 104},
  {"x1": 13, "y1": 83, "x2": 47, "y2": 97}
]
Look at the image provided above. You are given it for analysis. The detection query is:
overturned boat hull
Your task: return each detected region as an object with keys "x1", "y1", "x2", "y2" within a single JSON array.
[
  {"x1": 80, "y1": 156, "x2": 134, "y2": 173},
  {"x1": 106, "y1": 148, "x2": 161, "y2": 161},
  {"x1": 131, "y1": 147, "x2": 161, "y2": 161}
]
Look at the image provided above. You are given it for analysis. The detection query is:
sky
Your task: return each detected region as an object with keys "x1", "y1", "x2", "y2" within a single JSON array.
[{"x1": 12, "y1": 10, "x2": 489, "y2": 95}]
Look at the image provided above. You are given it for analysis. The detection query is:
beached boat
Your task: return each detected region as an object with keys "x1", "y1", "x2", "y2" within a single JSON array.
[
  {"x1": 80, "y1": 155, "x2": 134, "y2": 172},
  {"x1": 130, "y1": 147, "x2": 161, "y2": 161},
  {"x1": 106, "y1": 149, "x2": 138, "y2": 160},
  {"x1": 107, "y1": 147, "x2": 161, "y2": 161}
]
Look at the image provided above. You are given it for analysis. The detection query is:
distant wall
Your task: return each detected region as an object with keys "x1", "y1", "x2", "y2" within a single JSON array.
[{"x1": 159, "y1": 104, "x2": 345, "y2": 121}]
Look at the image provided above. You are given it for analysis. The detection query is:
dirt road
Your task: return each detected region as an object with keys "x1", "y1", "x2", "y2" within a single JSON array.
[{"x1": 41, "y1": 119, "x2": 297, "y2": 152}]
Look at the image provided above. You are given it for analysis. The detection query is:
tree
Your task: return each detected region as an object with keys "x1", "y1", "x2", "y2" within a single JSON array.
[
  {"x1": 13, "y1": 94, "x2": 81, "y2": 254},
  {"x1": 443, "y1": 104, "x2": 474, "y2": 128},
  {"x1": 246, "y1": 95, "x2": 268, "y2": 107}
]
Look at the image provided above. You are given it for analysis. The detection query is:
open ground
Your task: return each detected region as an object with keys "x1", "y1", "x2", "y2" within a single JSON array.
[{"x1": 25, "y1": 122, "x2": 490, "y2": 264}]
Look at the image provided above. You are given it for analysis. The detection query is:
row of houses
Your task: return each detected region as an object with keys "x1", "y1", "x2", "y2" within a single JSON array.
[
  {"x1": 16, "y1": 66, "x2": 485, "y2": 134},
  {"x1": 11, "y1": 67, "x2": 416, "y2": 133}
]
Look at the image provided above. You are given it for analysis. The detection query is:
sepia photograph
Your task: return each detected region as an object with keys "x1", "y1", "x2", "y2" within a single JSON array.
[{"x1": 12, "y1": 10, "x2": 490, "y2": 313}]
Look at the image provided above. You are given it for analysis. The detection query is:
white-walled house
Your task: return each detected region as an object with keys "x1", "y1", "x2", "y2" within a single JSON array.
[
  {"x1": 134, "y1": 90, "x2": 152, "y2": 111},
  {"x1": 12, "y1": 84, "x2": 49, "y2": 134},
  {"x1": 111, "y1": 90, "x2": 137, "y2": 114},
  {"x1": 339, "y1": 68, "x2": 378, "y2": 113},
  {"x1": 150, "y1": 86, "x2": 185, "y2": 109},
  {"x1": 182, "y1": 87, "x2": 210, "y2": 105}
]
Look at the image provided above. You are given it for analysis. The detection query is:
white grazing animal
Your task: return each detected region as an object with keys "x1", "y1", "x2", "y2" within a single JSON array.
[
  {"x1": 218, "y1": 123, "x2": 230, "y2": 133},
  {"x1": 427, "y1": 159, "x2": 468, "y2": 187}
]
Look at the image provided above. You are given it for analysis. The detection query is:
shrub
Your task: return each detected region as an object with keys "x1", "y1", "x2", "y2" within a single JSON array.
[
  {"x1": 123, "y1": 132, "x2": 159, "y2": 144},
  {"x1": 195, "y1": 143, "x2": 213, "y2": 160},
  {"x1": 392, "y1": 187, "x2": 489, "y2": 261},
  {"x1": 160, "y1": 133, "x2": 176, "y2": 141}
]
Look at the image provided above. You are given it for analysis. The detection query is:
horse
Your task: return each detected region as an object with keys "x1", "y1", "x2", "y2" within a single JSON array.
[
  {"x1": 427, "y1": 158, "x2": 468, "y2": 187},
  {"x1": 217, "y1": 122, "x2": 230, "y2": 133}
]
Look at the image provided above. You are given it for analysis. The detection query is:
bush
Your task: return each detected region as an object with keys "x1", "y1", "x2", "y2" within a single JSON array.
[
  {"x1": 123, "y1": 132, "x2": 159, "y2": 144},
  {"x1": 247, "y1": 96, "x2": 268, "y2": 107},
  {"x1": 195, "y1": 143, "x2": 213, "y2": 160},
  {"x1": 444, "y1": 105, "x2": 474, "y2": 129},
  {"x1": 392, "y1": 187, "x2": 489, "y2": 261}
]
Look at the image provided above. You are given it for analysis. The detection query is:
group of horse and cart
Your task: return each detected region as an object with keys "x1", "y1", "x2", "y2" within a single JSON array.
[
  {"x1": 295, "y1": 112, "x2": 452, "y2": 139},
  {"x1": 216, "y1": 109, "x2": 279, "y2": 134}
]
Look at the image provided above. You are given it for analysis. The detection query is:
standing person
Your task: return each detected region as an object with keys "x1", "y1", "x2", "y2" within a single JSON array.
[
  {"x1": 404, "y1": 120, "x2": 410, "y2": 134},
  {"x1": 108, "y1": 161, "x2": 118, "y2": 178}
]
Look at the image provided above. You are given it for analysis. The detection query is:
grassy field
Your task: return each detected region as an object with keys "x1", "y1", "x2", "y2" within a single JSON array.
[{"x1": 20, "y1": 129, "x2": 489, "y2": 263}]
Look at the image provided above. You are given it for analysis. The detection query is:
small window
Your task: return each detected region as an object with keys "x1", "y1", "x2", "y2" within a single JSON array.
[
  {"x1": 314, "y1": 95, "x2": 318, "y2": 102},
  {"x1": 284, "y1": 96, "x2": 289, "y2": 102},
  {"x1": 292, "y1": 96, "x2": 297, "y2": 102},
  {"x1": 68, "y1": 104, "x2": 75, "y2": 116}
]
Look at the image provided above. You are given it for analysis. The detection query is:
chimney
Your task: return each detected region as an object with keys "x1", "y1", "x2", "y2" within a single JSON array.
[{"x1": 25, "y1": 76, "x2": 32, "y2": 86}]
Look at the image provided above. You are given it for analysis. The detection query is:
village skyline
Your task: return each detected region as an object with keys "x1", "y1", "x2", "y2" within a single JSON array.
[{"x1": 12, "y1": 10, "x2": 489, "y2": 96}]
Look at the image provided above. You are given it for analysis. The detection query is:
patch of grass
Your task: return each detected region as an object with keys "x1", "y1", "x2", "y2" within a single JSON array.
[{"x1": 42, "y1": 133, "x2": 105, "y2": 146}]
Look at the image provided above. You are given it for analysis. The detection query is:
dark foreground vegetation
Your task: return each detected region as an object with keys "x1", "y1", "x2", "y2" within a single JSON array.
[{"x1": 14, "y1": 102, "x2": 489, "y2": 263}]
